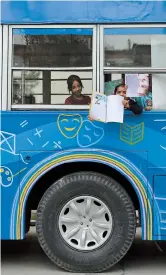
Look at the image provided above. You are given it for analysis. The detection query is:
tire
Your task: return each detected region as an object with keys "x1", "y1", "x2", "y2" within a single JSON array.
[
  {"x1": 25, "y1": 209, "x2": 31, "y2": 233},
  {"x1": 36, "y1": 172, "x2": 136, "y2": 272}
]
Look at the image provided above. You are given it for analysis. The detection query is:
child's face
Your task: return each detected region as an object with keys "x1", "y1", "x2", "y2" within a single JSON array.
[
  {"x1": 71, "y1": 80, "x2": 82, "y2": 97},
  {"x1": 137, "y1": 74, "x2": 149, "y2": 95},
  {"x1": 116, "y1": 86, "x2": 126, "y2": 98}
]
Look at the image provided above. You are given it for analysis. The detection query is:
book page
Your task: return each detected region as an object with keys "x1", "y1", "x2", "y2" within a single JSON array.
[
  {"x1": 89, "y1": 92, "x2": 107, "y2": 122},
  {"x1": 125, "y1": 74, "x2": 149, "y2": 97},
  {"x1": 106, "y1": 95, "x2": 124, "y2": 123}
]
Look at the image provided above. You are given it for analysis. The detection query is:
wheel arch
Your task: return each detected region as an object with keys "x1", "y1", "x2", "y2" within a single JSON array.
[{"x1": 10, "y1": 151, "x2": 151, "y2": 240}]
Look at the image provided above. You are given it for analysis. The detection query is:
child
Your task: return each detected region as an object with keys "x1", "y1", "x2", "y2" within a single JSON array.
[
  {"x1": 65, "y1": 75, "x2": 91, "y2": 105},
  {"x1": 136, "y1": 74, "x2": 152, "y2": 110},
  {"x1": 114, "y1": 84, "x2": 143, "y2": 115},
  {"x1": 88, "y1": 83, "x2": 142, "y2": 121}
]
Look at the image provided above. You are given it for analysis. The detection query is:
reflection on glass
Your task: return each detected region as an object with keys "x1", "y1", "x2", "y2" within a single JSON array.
[
  {"x1": 13, "y1": 29, "x2": 93, "y2": 67},
  {"x1": 104, "y1": 32, "x2": 166, "y2": 68},
  {"x1": 13, "y1": 70, "x2": 42, "y2": 79},
  {"x1": 104, "y1": 35, "x2": 151, "y2": 67},
  {"x1": 12, "y1": 70, "x2": 43, "y2": 104},
  {"x1": 12, "y1": 70, "x2": 92, "y2": 105}
]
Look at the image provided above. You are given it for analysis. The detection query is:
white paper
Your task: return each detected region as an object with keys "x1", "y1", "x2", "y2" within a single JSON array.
[
  {"x1": 125, "y1": 74, "x2": 149, "y2": 97},
  {"x1": 90, "y1": 92, "x2": 107, "y2": 122},
  {"x1": 106, "y1": 95, "x2": 124, "y2": 123}
]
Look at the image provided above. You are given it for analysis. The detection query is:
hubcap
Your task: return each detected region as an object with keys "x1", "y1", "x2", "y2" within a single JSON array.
[{"x1": 58, "y1": 196, "x2": 113, "y2": 251}]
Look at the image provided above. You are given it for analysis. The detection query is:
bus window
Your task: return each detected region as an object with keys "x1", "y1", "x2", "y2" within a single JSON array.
[
  {"x1": 12, "y1": 70, "x2": 92, "y2": 105},
  {"x1": 101, "y1": 27, "x2": 166, "y2": 110},
  {"x1": 11, "y1": 27, "x2": 95, "y2": 107}
]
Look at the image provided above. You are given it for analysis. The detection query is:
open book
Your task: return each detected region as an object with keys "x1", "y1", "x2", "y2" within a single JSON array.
[
  {"x1": 125, "y1": 74, "x2": 149, "y2": 97},
  {"x1": 89, "y1": 92, "x2": 124, "y2": 123}
]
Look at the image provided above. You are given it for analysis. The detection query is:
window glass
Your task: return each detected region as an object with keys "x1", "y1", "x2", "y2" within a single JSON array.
[
  {"x1": 11, "y1": 28, "x2": 94, "y2": 106},
  {"x1": 104, "y1": 73, "x2": 166, "y2": 110},
  {"x1": 103, "y1": 27, "x2": 166, "y2": 110},
  {"x1": 12, "y1": 28, "x2": 93, "y2": 67},
  {"x1": 51, "y1": 71, "x2": 92, "y2": 105},
  {"x1": 12, "y1": 70, "x2": 92, "y2": 105},
  {"x1": 104, "y1": 28, "x2": 166, "y2": 68},
  {"x1": 12, "y1": 70, "x2": 43, "y2": 104}
]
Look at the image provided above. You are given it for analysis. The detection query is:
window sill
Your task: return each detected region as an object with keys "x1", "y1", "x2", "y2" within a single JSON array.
[{"x1": 11, "y1": 104, "x2": 91, "y2": 110}]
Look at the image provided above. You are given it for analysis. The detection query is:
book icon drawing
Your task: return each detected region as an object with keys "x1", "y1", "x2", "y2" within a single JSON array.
[{"x1": 120, "y1": 122, "x2": 144, "y2": 145}]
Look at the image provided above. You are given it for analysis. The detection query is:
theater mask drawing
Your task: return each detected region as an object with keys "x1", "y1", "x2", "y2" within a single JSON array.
[{"x1": 57, "y1": 114, "x2": 83, "y2": 139}]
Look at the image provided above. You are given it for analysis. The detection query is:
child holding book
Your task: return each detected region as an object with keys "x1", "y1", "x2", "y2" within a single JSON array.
[
  {"x1": 114, "y1": 84, "x2": 143, "y2": 115},
  {"x1": 88, "y1": 83, "x2": 142, "y2": 121}
]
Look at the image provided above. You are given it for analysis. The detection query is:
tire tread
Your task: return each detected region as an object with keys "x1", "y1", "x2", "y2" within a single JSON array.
[{"x1": 36, "y1": 172, "x2": 136, "y2": 273}]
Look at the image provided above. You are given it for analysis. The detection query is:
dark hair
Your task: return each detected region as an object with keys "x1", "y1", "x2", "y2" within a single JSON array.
[
  {"x1": 114, "y1": 83, "x2": 126, "y2": 95},
  {"x1": 67, "y1": 75, "x2": 83, "y2": 92}
]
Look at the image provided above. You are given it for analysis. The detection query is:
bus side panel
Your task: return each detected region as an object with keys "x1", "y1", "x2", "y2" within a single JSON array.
[
  {"x1": 1, "y1": 116, "x2": 21, "y2": 239},
  {"x1": 1, "y1": 110, "x2": 166, "y2": 240},
  {"x1": 2, "y1": 1, "x2": 166, "y2": 24},
  {"x1": 1, "y1": 111, "x2": 149, "y2": 240},
  {"x1": 153, "y1": 176, "x2": 166, "y2": 237}
]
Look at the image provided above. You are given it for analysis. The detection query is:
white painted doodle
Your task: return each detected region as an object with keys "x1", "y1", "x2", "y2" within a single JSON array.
[
  {"x1": 77, "y1": 120, "x2": 104, "y2": 148},
  {"x1": 161, "y1": 126, "x2": 166, "y2": 130},
  {"x1": 0, "y1": 166, "x2": 13, "y2": 187},
  {"x1": 160, "y1": 125, "x2": 166, "y2": 151},
  {"x1": 154, "y1": 119, "x2": 166, "y2": 122},
  {"x1": 53, "y1": 141, "x2": 62, "y2": 149},
  {"x1": 34, "y1": 128, "x2": 43, "y2": 138},
  {"x1": 26, "y1": 128, "x2": 44, "y2": 146},
  {"x1": 42, "y1": 141, "x2": 49, "y2": 148},
  {"x1": 27, "y1": 138, "x2": 33, "y2": 145},
  {"x1": 160, "y1": 145, "x2": 166, "y2": 151},
  {"x1": 0, "y1": 131, "x2": 16, "y2": 154},
  {"x1": 20, "y1": 120, "x2": 28, "y2": 128},
  {"x1": 0, "y1": 131, "x2": 28, "y2": 164},
  {"x1": 0, "y1": 166, "x2": 27, "y2": 188}
]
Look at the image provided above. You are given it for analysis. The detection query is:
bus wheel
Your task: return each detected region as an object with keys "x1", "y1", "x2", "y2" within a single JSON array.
[{"x1": 36, "y1": 172, "x2": 136, "y2": 272}]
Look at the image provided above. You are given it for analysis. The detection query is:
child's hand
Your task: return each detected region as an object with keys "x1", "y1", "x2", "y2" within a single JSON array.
[
  {"x1": 88, "y1": 115, "x2": 93, "y2": 121},
  {"x1": 122, "y1": 99, "x2": 130, "y2": 109},
  {"x1": 145, "y1": 106, "x2": 152, "y2": 111}
]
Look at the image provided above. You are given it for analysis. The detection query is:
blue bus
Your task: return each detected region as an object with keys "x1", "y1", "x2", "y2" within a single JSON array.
[{"x1": 1, "y1": 0, "x2": 166, "y2": 272}]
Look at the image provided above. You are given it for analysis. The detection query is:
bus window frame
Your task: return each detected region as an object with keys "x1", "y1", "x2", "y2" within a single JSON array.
[
  {"x1": 8, "y1": 24, "x2": 97, "y2": 111},
  {"x1": 0, "y1": 24, "x2": 2, "y2": 110},
  {"x1": 99, "y1": 24, "x2": 166, "y2": 111},
  {"x1": 2, "y1": 25, "x2": 9, "y2": 111}
]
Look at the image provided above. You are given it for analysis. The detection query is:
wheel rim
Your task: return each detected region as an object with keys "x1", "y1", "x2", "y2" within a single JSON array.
[{"x1": 58, "y1": 196, "x2": 113, "y2": 251}]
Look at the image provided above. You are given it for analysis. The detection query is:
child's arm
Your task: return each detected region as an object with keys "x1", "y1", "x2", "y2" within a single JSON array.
[
  {"x1": 123, "y1": 98, "x2": 143, "y2": 114},
  {"x1": 128, "y1": 99, "x2": 143, "y2": 114}
]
